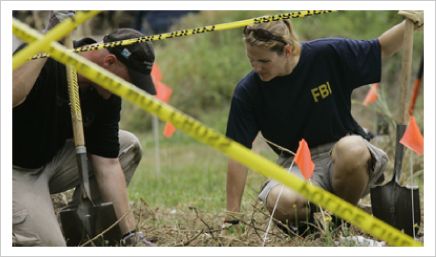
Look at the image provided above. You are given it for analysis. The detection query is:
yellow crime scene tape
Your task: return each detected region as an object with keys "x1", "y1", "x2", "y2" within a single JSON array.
[
  {"x1": 12, "y1": 14, "x2": 422, "y2": 247},
  {"x1": 13, "y1": 10, "x2": 101, "y2": 69},
  {"x1": 27, "y1": 10, "x2": 337, "y2": 60}
]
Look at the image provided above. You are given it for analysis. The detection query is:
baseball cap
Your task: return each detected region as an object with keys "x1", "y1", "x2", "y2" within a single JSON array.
[{"x1": 103, "y1": 28, "x2": 157, "y2": 95}]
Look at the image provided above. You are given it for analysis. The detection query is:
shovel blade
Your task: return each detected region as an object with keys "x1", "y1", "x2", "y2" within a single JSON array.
[
  {"x1": 58, "y1": 199, "x2": 122, "y2": 246},
  {"x1": 59, "y1": 206, "x2": 89, "y2": 246},
  {"x1": 92, "y1": 202, "x2": 123, "y2": 246},
  {"x1": 371, "y1": 181, "x2": 421, "y2": 237}
]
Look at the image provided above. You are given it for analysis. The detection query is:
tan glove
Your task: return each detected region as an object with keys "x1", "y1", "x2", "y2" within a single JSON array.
[
  {"x1": 219, "y1": 211, "x2": 245, "y2": 240},
  {"x1": 398, "y1": 10, "x2": 424, "y2": 31}
]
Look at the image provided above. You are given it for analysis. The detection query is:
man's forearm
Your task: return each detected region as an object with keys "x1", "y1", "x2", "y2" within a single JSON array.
[
  {"x1": 226, "y1": 158, "x2": 249, "y2": 213},
  {"x1": 91, "y1": 155, "x2": 136, "y2": 235}
]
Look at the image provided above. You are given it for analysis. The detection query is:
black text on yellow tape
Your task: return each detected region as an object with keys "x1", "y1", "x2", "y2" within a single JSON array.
[
  {"x1": 12, "y1": 19, "x2": 422, "y2": 247},
  {"x1": 27, "y1": 10, "x2": 337, "y2": 60},
  {"x1": 67, "y1": 66, "x2": 82, "y2": 123}
]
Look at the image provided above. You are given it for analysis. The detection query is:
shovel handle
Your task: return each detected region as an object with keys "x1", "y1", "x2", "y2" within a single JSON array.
[
  {"x1": 64, "y1": 33, "x2": 92, "y2": 200},
  {"x1": 64, "y1": 34, "x2": 86, "y2": 147},
  {"x1": 398, "y1": 19, "x2": 415, "y2": 125}
]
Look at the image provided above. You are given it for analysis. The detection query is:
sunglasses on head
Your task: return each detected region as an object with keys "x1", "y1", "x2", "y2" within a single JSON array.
[{"x1": 243, "y1": 25, "x2": 288, "y2": 45}]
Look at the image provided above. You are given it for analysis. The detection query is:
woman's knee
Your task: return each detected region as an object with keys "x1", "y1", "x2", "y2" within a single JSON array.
[{"x1": 331, "y1": 135, "x2": 371, "y2": 171}]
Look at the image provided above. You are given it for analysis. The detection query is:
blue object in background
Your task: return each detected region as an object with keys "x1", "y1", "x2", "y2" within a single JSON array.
[{"x1": 134, "y1": 11, "x2": 199, "y2": 35}]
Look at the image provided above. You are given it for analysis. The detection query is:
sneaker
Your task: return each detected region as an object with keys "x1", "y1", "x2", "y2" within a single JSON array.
[{"x1": 121, "y1": 231, "x2": 155, "y2": 246}]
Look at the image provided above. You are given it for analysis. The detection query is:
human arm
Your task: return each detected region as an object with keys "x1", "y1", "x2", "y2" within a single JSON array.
[
  {"x1": 90, "y1": 154, "x2": 136, "y2": 235},
  {"x1": 378, "y1": 21, "x2": 406, "y2": 59},
  {"x1": 226, "y1": 158, "x2": 249, "y2": 213},
  {"x1": 13, "y1": 11, "x2": 76, "y2": 108},
  {"x1": 223, "y1": 80, "x2": 259, "y2": 237},
  {"x1": 220, "y1": 158, "x2": 248, "y2": 239},
  {"x1": 378, "y1": 10, "x2": 423, "y2": 59},
  {"x1": 13, "y1": 57, "x2": 48, "y2": 107}
]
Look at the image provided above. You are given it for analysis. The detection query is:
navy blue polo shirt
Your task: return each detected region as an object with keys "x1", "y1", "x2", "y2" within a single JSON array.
[{"x1": 226, "y1": 38, "x2": 381, "y2": 154}]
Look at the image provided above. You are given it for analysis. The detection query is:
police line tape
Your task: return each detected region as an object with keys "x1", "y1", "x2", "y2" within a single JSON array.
[
  {"x1": 13, "y1": 11, "x2": 101, "y2": 69},
  {"x1": 27, "y1": 10, "x2": 337, "y2": 60},
  {"x1": 12, "y1": 17, "x2": 422, "y2": 248}
]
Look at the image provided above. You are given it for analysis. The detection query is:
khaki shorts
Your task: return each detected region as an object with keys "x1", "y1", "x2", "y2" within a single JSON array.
[{"x1": 258, "y1": 136, "x2": 388, "y2": 203}]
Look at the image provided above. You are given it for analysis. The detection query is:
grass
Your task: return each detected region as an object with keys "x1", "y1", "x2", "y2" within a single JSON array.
[{"x1": 126, "y1": 117, "x2": 274, "y2": 213}]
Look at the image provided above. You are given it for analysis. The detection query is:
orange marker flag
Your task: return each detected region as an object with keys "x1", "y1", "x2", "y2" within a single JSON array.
[
  {"x1": 163, "y1": 122, "x2": 177, "y2": 138},
  {"x1": 363, "y1": 83, "x2": 378, "y2": 106},
  {"x1": 155, "y1": 81, "x2": 173, "y2": 103},
  {"x1": 155, "y1": 81, "x2": 176, "y2": 137},
  {"x1": 151, "y1": 63, "x2": 163, "y2": 83},
  {"x1": 150, "y1": 63, "x2": 177, "y2": 138},
  {"x1": 400, "y1": 116, "x2": 424, "y2": 155},
  {"x1": 294, "y1": 139, "x2": 315, "y2": 180}
]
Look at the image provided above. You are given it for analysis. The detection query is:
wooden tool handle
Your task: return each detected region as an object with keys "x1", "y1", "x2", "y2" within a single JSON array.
[
  {"x1": 398, "y1": 19, "x2": 415, "y2": 125},
  {"x1": 64, "y1": 33, "x2": 92, "y2": 199},
  {"x1": 64, "y1": 33, "x2": 86, "y2": 147}
]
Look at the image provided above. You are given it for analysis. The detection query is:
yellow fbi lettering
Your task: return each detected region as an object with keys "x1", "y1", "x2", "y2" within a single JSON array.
[{"x1": 311, "y1": 82, "x2": 332, "y2": 102}]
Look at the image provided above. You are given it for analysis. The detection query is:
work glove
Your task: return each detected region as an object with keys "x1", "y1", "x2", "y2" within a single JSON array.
[
  {"x1": 43, "y1": 10, "x2": 76, "y2": 34},
  {"x1": 219, "y1": 211, "x2": 245, "y2": 240},
  {"x1": 398, "y1": 10, "x2": 424, "y2": 31}
]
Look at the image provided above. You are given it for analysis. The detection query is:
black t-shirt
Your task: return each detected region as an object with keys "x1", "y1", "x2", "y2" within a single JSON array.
[
  {"x1": 226, "y1": 38, "x2": 381, "y2": 154},
  {"x1": 13, "y1": 38, "x2": 121, "y2": 169}
]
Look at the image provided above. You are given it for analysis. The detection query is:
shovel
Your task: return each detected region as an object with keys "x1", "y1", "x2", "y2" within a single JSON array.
[
  {"x1": 370, "y1": 125, "x2": 420, "y2": 237},
  {"x1": 370, "y1": 18, "x2": 421, "y2": 238},
  {"x1": 57, "y1": 33, "x2": 122, "y2": 246}
]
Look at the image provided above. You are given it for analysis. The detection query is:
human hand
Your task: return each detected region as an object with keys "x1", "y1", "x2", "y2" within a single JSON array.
[
  {"x1": 43, "y1": 11, "x2": 76, "y2": 33},
  {"x1": 398, "y1": 10, "x2": 424, "y2": 31},
  {"x1": 219, "y1": 211, "x2": 245, "y2": 240}
]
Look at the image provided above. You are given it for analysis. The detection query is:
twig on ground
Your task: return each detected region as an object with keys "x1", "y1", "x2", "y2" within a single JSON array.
[
  {"x1": 250, "y1": 203, "x2": 300, "y2": 238},
  {"x1": 80, "y1": 209, "x2": 131, "y2": 247},
  {"x1": 174, "y1": 229, "x2": 204, "y2": 247},
  {"x1": 189, "y1": 206, "x2": 214, "y2": 236},
  {"x1": 137, "y1": 203, "x2": 143, "y2": 233},
  {"x1": 248, "y1": 208, "x2": 264, "y2": 242},
  {"x1": 239, "y1": 218, "x2": 286, "y2": 240}
]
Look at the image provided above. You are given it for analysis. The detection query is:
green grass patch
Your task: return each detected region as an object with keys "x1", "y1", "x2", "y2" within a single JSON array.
[{"x1": 126, "y1": 108, "x2": 277, "y2": 213}]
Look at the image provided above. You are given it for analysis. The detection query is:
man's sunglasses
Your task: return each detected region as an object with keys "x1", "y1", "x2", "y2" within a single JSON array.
[{"x1": 243, "y1": 25, "x2": 288, "y2": 45}]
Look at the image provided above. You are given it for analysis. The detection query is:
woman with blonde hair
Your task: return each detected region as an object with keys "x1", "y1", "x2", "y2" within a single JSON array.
[{"x1": 222, "y1": 11, "x2": 423, "y2": 238}]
